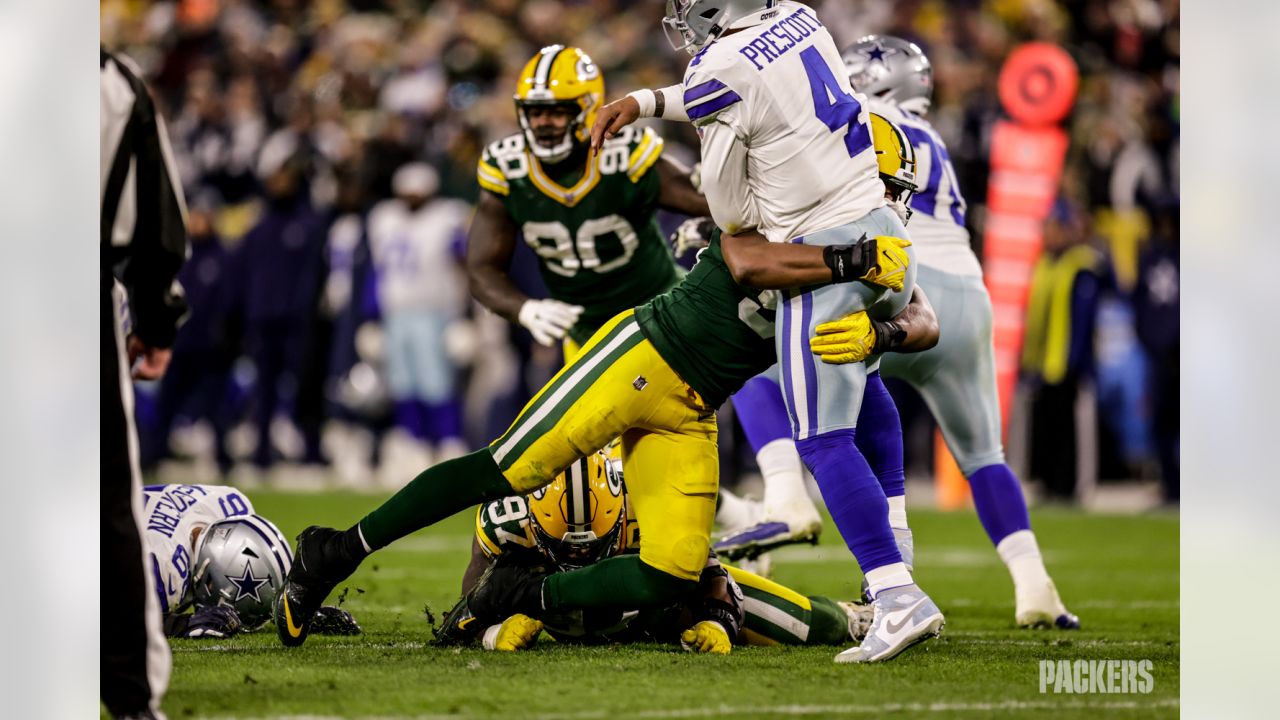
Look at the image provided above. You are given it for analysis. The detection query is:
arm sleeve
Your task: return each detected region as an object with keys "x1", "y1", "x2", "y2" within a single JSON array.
[
  {"x1": 656, "y1": 84, "x2": 689, "y2": 122},
  {"x1": 115, "y1": 60, "x2": 191, "y2": 348},
  {"x1": 699, "y1": 121, "x2": 757, "y2": 235}
]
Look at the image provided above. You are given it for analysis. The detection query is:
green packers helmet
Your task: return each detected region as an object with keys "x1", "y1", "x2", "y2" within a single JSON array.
[{"x1": 528, "y1": 451, "x2": 627, "y2": 569}]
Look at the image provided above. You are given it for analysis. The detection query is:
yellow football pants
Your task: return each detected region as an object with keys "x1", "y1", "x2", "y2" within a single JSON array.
[{"x1": 490, "y1": 310, "x2": 718, "y2": 580}]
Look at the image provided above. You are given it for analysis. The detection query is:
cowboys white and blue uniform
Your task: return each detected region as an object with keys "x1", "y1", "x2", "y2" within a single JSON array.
[
  {"x1": 844, "y1": 35, "x2": 1078, "y2": 629},
  {"x1": 142, "y1": 484, "x2": 268, "y2": 615},
  {"x1": 660, "y1": 0, "x2": 942, "y2": 662}
]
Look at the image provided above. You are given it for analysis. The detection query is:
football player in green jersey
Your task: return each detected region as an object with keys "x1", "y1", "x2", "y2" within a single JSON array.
[
  {"x1": 438, "y1": 451, "x2": 873, "y2": 654},
  {"x1": 274, "y1": 227, "x2": 933, "y2": 651},
  {"x1": 466, "y1": 45, "x2": 710, "y2": 360},
  {"x1": 273, "y1": 121, "x2": 934, "y2": 663}
]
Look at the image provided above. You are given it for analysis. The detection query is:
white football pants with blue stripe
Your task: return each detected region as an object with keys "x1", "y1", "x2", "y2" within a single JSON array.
[{"x1": 776, "y1": 206, "x2": 916, "y2": 440}]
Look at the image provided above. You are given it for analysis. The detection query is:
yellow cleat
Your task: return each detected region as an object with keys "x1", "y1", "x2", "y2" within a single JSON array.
[{"x1": 680, "y1": 620, "x2": 732, "y2": 655}]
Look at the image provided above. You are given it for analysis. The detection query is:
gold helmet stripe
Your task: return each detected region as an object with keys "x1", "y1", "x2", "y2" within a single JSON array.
[{"x1": 533, "y1": 45, "x2": 566, "y2": 90}]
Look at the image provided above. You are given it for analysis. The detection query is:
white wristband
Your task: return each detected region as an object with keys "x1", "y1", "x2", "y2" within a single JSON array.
[
  {"x1": 482, "y1": 624, "x2": 503, "y2": 651},
  {"x1": 627, "y1": 89, "x2": 657, "y2": 118}
]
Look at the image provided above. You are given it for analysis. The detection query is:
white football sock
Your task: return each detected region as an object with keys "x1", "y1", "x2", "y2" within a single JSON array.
[
  {"x1": 715, "y1": 488, "x2": 757, "y2": 531},
  {"x1": 865, "y1": 562, "x2": 914, "y2": 599},
  {"x1": 996, "y1": 529, "x2": 1053, "y2": 591},
  {"x1": 757, "y1": 438, "x2": 817, "y2": 520},
  {"x1": 886, "y1": 494, "x2": 909, "y2": 530}
]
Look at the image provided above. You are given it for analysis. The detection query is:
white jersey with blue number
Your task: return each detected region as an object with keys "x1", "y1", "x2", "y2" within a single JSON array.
[
  {"x1": 870, "y1": 100, "x2": 982, "y2": 277},
  {"x1": 142, "y1": 484, "x2": 255, "y2": 614},
  {"x1": 684, "y1": 1, "x2": 885, "y2": 243}
]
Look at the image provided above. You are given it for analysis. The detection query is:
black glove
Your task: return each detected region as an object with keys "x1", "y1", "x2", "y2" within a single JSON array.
[
  {"x1": 184, "y1": 605, "x2": 242, "y2": 639},
  {"x1": 311, "y1": 605, "x2": 362, "y2": 636},
  {"x1": 690, "y1": 557, "x2": 745, "y2": 639}
]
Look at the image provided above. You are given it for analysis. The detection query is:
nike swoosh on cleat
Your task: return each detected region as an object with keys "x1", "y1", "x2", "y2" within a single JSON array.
[
  {"x1": 283, "y1": 593, "x2": 305, "y2": 638},
  {"x1": 458, "y1": 617, "x2": 475, "y2": 630},
  {"x1": 880, "y1": 598, "x2": 928, "y2": 640}
]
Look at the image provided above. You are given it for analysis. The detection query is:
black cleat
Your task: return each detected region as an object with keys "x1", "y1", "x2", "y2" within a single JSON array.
[
  {"x1": 466, "y1": 553, "x2": 554, "y2": 626},
  {"x1": 433, "y1": 595, "x2": 484, "y2": 646},
  {"x1": 274, "y1": 526, "x2": 362, "y2": 647}
]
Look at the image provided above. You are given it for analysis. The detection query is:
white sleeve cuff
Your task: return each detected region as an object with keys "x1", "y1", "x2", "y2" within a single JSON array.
[{"x1": 627, "y1": 89, "x2": 657, "y2": 118}]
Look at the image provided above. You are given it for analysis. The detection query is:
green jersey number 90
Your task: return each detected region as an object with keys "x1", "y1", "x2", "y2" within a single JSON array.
[{"x1": 523, "y1": 215, "x2": 639, "y2": 277}]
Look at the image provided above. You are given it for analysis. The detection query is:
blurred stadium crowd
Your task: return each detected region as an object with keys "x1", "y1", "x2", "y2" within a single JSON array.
[{"x1": 100, "y1": 0, "x2": 1179, "y2": 504}]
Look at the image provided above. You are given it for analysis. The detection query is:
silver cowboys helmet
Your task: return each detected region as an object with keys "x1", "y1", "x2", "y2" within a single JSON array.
[
  {"x1": 663, "y1": 0, "x2": 778, "y2": 55},
  {"x1": 192, "y1": 515, "x2": 293, "y2": 629},
  {"x1": 843, "y1": 35, "x2": 934, "y2": 115}
]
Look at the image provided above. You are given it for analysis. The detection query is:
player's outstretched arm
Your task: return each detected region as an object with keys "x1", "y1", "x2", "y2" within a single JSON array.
[
  {"x1": 590, "y1": 85, "x2": 688, "y2": 152},
  {"x1": 721, "y1": 230, "x2": 913, "y2": 292},
  {"x1": 656, "y1": 156, "x2": 711, "y2": 217},
  {"x1": 809, "y1": 286, "x2": 940, "y2": 365}
]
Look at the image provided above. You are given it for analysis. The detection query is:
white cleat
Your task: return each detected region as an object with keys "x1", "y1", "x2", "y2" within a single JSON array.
[
  {"x1": 715, "y1": 500, "x2": 823, "y2": 560},
  {"x1": 1015, "y1": 578, "x2": 1080, "y2": 629},
  {"x1": 835, "y1": 584, "x2": 944, "y2": 663}
]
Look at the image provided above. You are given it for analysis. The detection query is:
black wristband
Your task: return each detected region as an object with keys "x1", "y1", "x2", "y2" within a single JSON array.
[
  {"x1": 871, "y1": 319, "x2": 906, "y2": 355},
  {"x1": 823, "y1": 244, "x2": 859, "y2": 283},
  {"x1": 654, "y1": 89, "x2": 666, "y2": 118}
]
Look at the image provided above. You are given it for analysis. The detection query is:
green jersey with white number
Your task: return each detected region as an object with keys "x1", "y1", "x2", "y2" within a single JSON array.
[
  {"x1": 635, "y1": 232, "x2": 777, "y2": 408},
  {"x1": 477, "y1": 126, "x2": 682, "y2": 345}
]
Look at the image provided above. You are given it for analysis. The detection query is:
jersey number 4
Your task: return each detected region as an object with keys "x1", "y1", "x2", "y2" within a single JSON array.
[{"x1": 800, "y1": 46, "x2": 872, "y2": 159}]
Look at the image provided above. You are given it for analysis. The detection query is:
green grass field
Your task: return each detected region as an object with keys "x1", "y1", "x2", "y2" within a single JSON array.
[{"x1": 163, "y1": 491, "x2": 1178, "y2": 719}]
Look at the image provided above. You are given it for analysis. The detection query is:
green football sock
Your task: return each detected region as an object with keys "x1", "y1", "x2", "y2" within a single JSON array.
[
  {"x1": 806, "y1": 595, "x2": 854, "y2": 645},
  {"x1": 355, "y1": 449, "x2": 514, "y2": 551},
  {"x1": 542, "y1": 555, "x2": 695, "y2": 611}
]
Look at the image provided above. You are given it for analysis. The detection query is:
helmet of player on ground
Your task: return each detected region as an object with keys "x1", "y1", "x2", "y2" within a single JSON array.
[
  {"x1": 191, "y1": 514, "x2": 294, "y2": 629},
  {"x1": 869, "y1": 112, "x2": 919, "y2": 224},
  {"x1": 843, "y1": 35, "x2": 934, "y2": 115},
  {"x1": 528, "y1": 451, "x2": 628, "y2": 569},
  {"x1": 663, "y1": 0, "x2": 777, "y2": 55},
  {"x1": 514, "y1": 45, "x2": 603, "y2": 164}
]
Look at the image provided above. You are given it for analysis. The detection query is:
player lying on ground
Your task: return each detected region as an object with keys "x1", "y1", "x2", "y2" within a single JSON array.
[
  {"x1": 432, "y1": 451, "x2": 873, "y2": 654},
  {"x1": 142, "y1": 484, "x2": 359, "y2": 638},
  {"x1": 273, "y1": 224, "x2": 934, "y2": 664}
]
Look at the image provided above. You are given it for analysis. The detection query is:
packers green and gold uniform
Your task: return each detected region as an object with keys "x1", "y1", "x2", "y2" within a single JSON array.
[
  {"x1": 490, "y1": 230, "x2": 779, "y2": 584},
  {"x1": 478, "y1": 124, "x2": 682, "y2": 348},
  {"x1": 471, "y1": 483, "x2": 857, "y2": 647}
]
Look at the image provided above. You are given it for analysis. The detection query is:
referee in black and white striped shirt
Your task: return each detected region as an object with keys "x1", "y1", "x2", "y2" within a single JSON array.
[{"x1": 101, "y1": 48, "x2": 189, "y2": 720}]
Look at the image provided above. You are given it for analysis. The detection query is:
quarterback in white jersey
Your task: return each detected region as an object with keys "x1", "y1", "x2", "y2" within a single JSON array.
[
  {"x1": 845, "y1": 35, "x2": 1078, "y2": 629},
  {"x1": 679, "y1": 2, "x2": 885, "y2": 243},
  {"x1": 595, "y1": 0, "x2": 944, "y2": 663}
]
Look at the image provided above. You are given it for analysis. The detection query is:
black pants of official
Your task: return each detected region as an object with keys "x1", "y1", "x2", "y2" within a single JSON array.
[
  {"x1": 102, "y1": 278, "x2": 169, "y2": 717},
  {"x1": 1030, "y1": 377, "x2": 1081, "y2": 501}
]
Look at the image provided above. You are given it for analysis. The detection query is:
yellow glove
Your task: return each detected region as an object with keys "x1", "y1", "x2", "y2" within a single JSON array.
[
  {"x1": 482, "y1": 614, "x2": 544, "y2": 651},
  {"x1": 860, "y1": 236, "x2": 912, "y2": 292},
  {"x1": 809, "y1": 311, "x2": 877, "y2": 364},
  {"x1": 680, "y1": 620, "x2": 732, "y2": 655}
]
